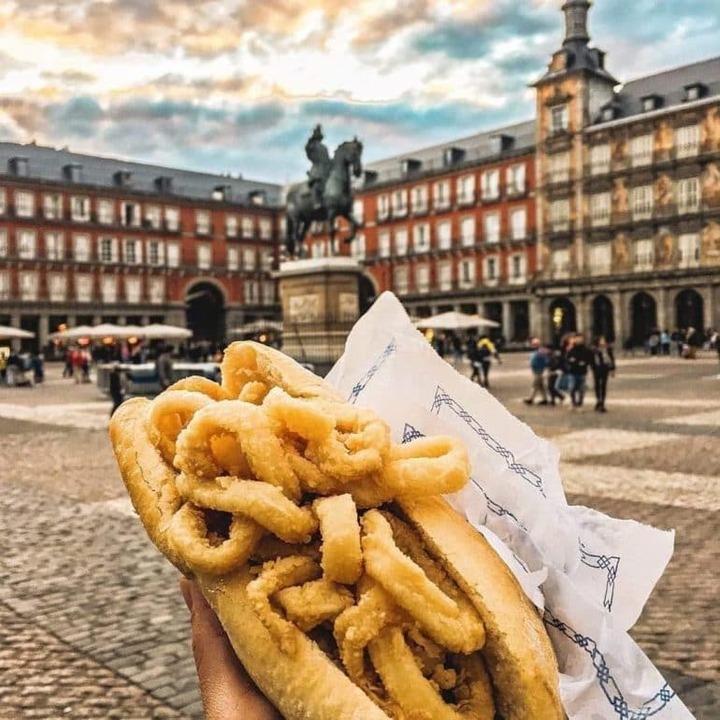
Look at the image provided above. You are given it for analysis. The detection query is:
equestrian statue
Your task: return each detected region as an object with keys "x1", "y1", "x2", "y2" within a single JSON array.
[{"x1": 285, "y1": 124, "x2": 363, "y2": 258}]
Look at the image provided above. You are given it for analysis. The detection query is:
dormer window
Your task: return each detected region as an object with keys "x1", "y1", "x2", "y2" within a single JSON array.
[
  {"x1": 684, "y1": 83, "x2": 707, "y2": 102},
  {"x1": 550, "y1": 105, "x2": 568, "y2": 134},
  {"x1": 641, "y1": 95, "x2": 662, "y2": 112},
  {"x1": 601, "y1": 106, "x2": 616, "y2": 122},
  {"x1": 401, "y1": 158, "x2": 421, "y2": 175}
]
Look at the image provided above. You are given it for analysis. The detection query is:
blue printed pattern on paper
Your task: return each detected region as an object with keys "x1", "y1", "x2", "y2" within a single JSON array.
[
  {"x1": 579, "y1": 540, "x2": 620, "y2": 612},
  {"x1": 430, "y1": 387, "x2": 545, "y2": 497},
  {"x1": 544, "y1": 609, "x2": 675, "y2": 718},
  {"x1": 348, "y1": 338, "x2": 397, "y2": 404}
]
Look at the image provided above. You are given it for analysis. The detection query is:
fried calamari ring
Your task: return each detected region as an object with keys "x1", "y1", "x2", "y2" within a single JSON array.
[
  {"x1": 176, "y1": 474, "x2": 317, "y2": 544},
  {"x1": 263, "y1": 387, "x2": 335, "y2": 441},
  {"x1": 175, "y1": 400, "x2": 301, "y2": 500},
  {"x1": 382, "y1": 436, "x2": 470, "y2": 498},
  {"x1": 238, "y1": 380, "x2": 269, "y2": 404},
  {"x1": 246, "y1": 555, "x2": 321, "y2": 654},
  {"x1": 314, "y1": 494, "x2": 363, "y2": 585},
  {"x1": 361, "y1": 510, "x2": 485, "y2": 654},
  {"x1": 147, "y1": 390, "x2": 214, "y2": 466},
  {"x1": 166, "y1": 376, "x2": 231, "y2": 401},
  {"x1": 166, "y1": 503, "x2": 264, "y2": 576},
  {"x1": 274, "y1": 578, "x2": 354, "y2": 632}
]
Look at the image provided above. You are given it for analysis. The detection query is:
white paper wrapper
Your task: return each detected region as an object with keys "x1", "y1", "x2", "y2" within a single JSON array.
[{"x1": 326, "y1": 292, "x2": 694, "y2": 720}]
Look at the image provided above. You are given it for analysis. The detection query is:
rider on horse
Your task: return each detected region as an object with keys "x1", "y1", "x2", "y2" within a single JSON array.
[{"x1": 305, "y1": 124, "x2": 331, "y2": 210}]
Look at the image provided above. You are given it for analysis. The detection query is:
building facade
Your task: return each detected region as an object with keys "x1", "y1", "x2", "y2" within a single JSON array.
[{"x1": 0, "y1": 144, "x2": 283, "y2": 349}]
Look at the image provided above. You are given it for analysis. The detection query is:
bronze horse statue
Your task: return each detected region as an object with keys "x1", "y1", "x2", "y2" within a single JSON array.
[{"x1": 285, "y1": 138, "x2": 363, "y2": 258}]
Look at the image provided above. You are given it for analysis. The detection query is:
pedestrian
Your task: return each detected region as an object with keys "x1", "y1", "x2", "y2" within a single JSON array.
[
  {"x1": 109, "y1": 363, "x2": 126, "y2": 417},
  {"x1": 591, "y1": 336, "x2": 615, "y2": 413},
  {"x1": 566, "y1": 333, "x2": 594, "y2": 407},
  {"x1": 523, "y1": 338, "x2": 549, "y2": 406},
  {"x1": 63, "y1": 348, "x2": 74, "y2": 378},
  {"x1": 547, "y1": 348, "x2": 566, "y2": 406},
  {"x1": 155, "y1": 345, "x2": 174, "y2": 390},
  {"x1": 469, "y1": 334, "x2": 498, "y2": 388},
  {"x1": 660, "y1": 329, "x2": 671, "y2": 356}
]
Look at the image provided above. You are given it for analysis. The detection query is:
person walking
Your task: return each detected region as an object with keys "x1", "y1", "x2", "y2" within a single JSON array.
[
  {"x1": 155, "y1": 345, "x2": 174, "y2": 391},
  {"x1": 591, "y1": 336, "x2": 615, "y2": 412},
  {"x1": 108, "y1": 363, "x2": 126, "y2": 417},
  {"x1": 523, "y1": 338, "x2": 549, "y2": 406},
  {"x1": 566, "y1": 333, "x2": 594, "y2": 408},
  {"x1": 547, "y1": 348, "x2": 566, "y2": 406},
  {"x1": 469, "y1": 334, "x2": 498, "y2": 388}
]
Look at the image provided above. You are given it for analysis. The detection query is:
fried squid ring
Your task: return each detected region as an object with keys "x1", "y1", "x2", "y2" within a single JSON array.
[
  {"x1": 166, "y1": 376, "x2": 231, "y2": 401},
  {"x1": 147, "y1": 390, "x2": 215, "y2": 466},
  {"x1": 314, "y1": 494, "x2": 363, "y2": 585},
  {"x1": 246, "y1": 556, "x2": 321, "y2": 654},
  {"x1": 175, "y1": 401, "x2": 301, "y2": 500},
  {"x1": 382, "y1": 436, "x2": 470, "y2": 498},
  {"x1": 361, "y1": 510, "x2": 485, "y2": 654},
  {"x1": 176, "y1": 474, "x2": 317, "y2": 544},
  {"x1": 263, "y1": 387, "x2": 335, "y2": 441},
  {"x1": 166, "y1": 503, "x2": 264, "y2": 576},
  {"x1": 274, "y1": 578, "x2": 354, "y2": 632}
]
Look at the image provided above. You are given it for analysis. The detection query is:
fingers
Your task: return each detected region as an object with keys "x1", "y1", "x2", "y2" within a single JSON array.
[{"x1": 180, "y1": 578, "x2": 281, "y2": 720}]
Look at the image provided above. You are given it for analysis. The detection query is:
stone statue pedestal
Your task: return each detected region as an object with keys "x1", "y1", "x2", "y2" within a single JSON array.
[{"x1": 276, "y1": 257, "x2": 363, "y2": 375}]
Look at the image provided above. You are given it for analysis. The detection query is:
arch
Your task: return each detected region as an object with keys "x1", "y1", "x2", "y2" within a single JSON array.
[
  {"x1": 630, "y1": 291, "x2": 657, "y2": 344},
  {"x1": 674, "y1": 288, "x2": 704, "y2": 332},
  {"x1": 591, "y1": 294, "x2": 615, "y2": 343},
  {"x1": 185, "y1": 281, "x2": 226, "y2": 344},
  {"x1": 549, "y1": 297, "x2": 577, "y2": 346}
]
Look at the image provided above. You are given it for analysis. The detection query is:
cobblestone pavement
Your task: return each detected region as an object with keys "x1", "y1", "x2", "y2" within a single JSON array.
[{"x1": 0, "y1": 354, "x2": 717, "y2": 719}]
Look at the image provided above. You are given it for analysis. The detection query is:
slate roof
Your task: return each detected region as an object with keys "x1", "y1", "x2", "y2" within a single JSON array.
[{"x1": 0, "y1": 142, "x2": 282, "y2": 206}]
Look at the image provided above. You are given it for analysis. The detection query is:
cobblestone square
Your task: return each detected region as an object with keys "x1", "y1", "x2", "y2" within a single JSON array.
[{"x1": 0, "y1": 354, "x2": 717, "y2": 719}]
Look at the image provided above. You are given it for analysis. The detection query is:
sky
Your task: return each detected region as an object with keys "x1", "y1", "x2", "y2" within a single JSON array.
[{"x1": 0, "y1": 0, "x2": 718, "y2": 185}]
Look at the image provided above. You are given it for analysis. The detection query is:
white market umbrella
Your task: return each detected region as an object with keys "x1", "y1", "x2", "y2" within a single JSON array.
[
  {"x1": 139, "y1": 323, "x2": 192, "y2": 340},
  {"x1": 48, "y1": 325, "x2": 95, "y2": 341},
  {"x1": 230, "y1": 320, "x2": 283, "y2": 335},
  {"x1": 0, "y1": 325, "x2": 35, "y2": 340},
  {"x1": 414, "y1": 311, "x2": 500, "y2": 330}
]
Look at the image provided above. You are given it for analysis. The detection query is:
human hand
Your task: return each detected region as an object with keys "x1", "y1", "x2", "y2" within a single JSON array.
[{"x1": 180, "y1": 578, "x2": 281, "y2": 720}]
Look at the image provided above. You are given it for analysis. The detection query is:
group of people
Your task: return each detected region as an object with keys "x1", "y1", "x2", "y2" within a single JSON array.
[
  {"x1": 524, "y1": 334, "x2": 615, "y2": 412},
  {"x1": 0, "y1": 351, "x2": 44, "y2": 387}
]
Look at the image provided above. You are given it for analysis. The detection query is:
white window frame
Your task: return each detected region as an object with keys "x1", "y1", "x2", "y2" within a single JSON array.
[
  {"x1": 630, "y1": 134, "x2": 653, "y2": 167},
  {"x1": 550, "y1": 105, "x2": 568, "y2": 134},
  {"x1": 43, "y1": 193, "x2": 63, "y2": 220},
  {"x1": 588, "y1": 242, "x2": 612, "y2": 276},
  {"x1": 0, "y1": 188, "x2": 6, "y2": 215},
  {"x1": 590, "y1": 192, "x2": 611, "y2": 227},
  {"x1": 20, "y1": 271, "x2": 39, "y2": 301},
  {"x1": 45, "y1": 232, "x2": 65, "y2": 261},
  {"x1": 460, "y1": 216, "x2": 476, "y2": 248},
  {"x1": 506, "y1": 164, "x2": 526, "y2": 195},
  {"x1": 73, "y1": 234, "x2": 91, "y2": 263},
  {"x1": 146, "y1": 240, "x2": 165, "y2": 266},
  {"x1": 413, "y1": 223, "x2": 430, "y2": 253},
  {"x1": 227, "y1": 246, "x2": 240, "y2": 271},
  {"x1": 415, "y1": 264, "x2": 430, "y2": 293},
  {"x1": 15, "y1": 191, "x2": 35, "y2": 218},
  {"x1": 75, "y1": 273, "x2": 94, "y2": 302},
  {"x1": 124, "y1": 276, "x2": 143, "y2": 304},
  {"x1": 411, "y1": 185, "x2": 428, "y2": 214},
  {"x1": 101, "y1": 275, "x2": 118, "y2": 303},
  {"x1": 243, "y1": 248, "x2": 257, "y2": 270},
  {"x1": 259, "y1": 218, "x2": 272, "y2": 240},
  {"x1": 165, "y1": 207, "x2": 180, "y2": 231},
  {"x1": 145, "y1": 205, "x2": 162, "y2": 230},
  {"x1": 0, "y1": 229, "x2": 7, "y2": 257},
  {"x1": 509, "y1": 253, "x2": 527, "y2": 285},
  {"x1": 551, "y1": 248, "x2": 570, "y2": 279},
  {"x1": 392, "y1": 189, "x2": 408, "y2": 218},
  {"x1": 480, "y1": 170, "x2": 500, "y2": 201},
  {"x1": 18, "y1": 230, "x2": 37, "y2": 259},
  {"x1": 677, "y1": 177, "x2": 699, "y2": 214},
  {"x1": 631, "y1": 185, "x2": 653, "y2": 220},
  {"x1": 149, "y1": 277, "x2": 166, "y2": 304},
  {"x1": 483, "y1": 256, "x2": 499, "y2": 285},
  {"x1": 196, "y1": 210, "x2": 211, "y2": 236},
  {"x1": 483, "y1": 212, "x2": 500, "y2": 244},
  {"x1": 550, "y1": 199, "x2": 570, "y2": 232},
  {"x1": 675, "y1": 125, "x2": 700, "y2": 159},
  {"x1": 377, "y1": 194, "x2": 390, "y2": 221},
  {"x1": 123, "y1": 238, "x2": 142, "y2": 265},
  {"x1": 48, "y1": 274, "x2": 67, "y2": 302},
  {"x1": 393, "y1": 266, "x2": 409, "y2": 295},
  {"x1": 121, "y1": 201, "x2": 141, "y2": 227},
  {"x1": 197, "y1": 244, "x2": 212, "y2": 270},
  {"x1": 678, "y1": 233, "x2": 700, "y2": 268},
  {"x1": 241, "y1": 216, "x2": 254, "y2": 239},
  {"x1": 98, "y1": 236, "x2": 118, "y2": 263},
  {"x1": 351, "y1": 232, "x2": 366, "y2": 260},
  {"x1": 352, "y1": 200, "x2": 364, "y2": 225},
  {"x1": 457, "y1": 175, "x2": 475, "y2": 205},
  {"x1": 166, "y1": 242, "x2": 181, "y2": 268},
  {"x1": 0, "y1": 271, "x2": 9, "y2": 299},
  {"x1": 510, "y1": 208, "x2": 527, "y2": 240},
  {"x1": 437, "y1": 221, "x2": 452, "y2": 251},
  {"x1": 633, "y1": 238, "x2": 654, "y2": 271},
  {"x1": 590, "y1": 144, "x2": 611, "y2": 175},
  {"x1": 244, "y1": 279, "x2": 259, "y2": 304},
  {"x1": 226, "y1": 214, "x2": 238, "y2": 238},
  {"x1": 97, "y1": 199, "x2": 115, "y2": 225},
  {"x1": 379, "y1": 231, "x2": 391, "y2": 258},
  {"x1": 71, "y1": 195, "x2": 90, "y2": 222},
  {"x1": 547, "y1": 152, "x2": 570, "y2": 183},
  {"x1": 433, "y1": 181, "x2": 450, "y2": 211},
  {"x1": 394, "y1": 227, "x2": 408, "y2": 256},
  {"x1": 458, "y1": 258, "x2": 476, "y2": 289},
  {"x1": 438, "y1": 262, "x2": 452, "y2": 292}
]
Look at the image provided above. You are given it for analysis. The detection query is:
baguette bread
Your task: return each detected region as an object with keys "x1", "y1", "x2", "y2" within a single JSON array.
[{"x1": 109, "y1": 342, "x2": 564, "y2": 720}]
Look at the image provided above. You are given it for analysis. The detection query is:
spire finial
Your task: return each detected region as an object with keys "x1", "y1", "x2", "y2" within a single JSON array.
[{"x1": 561, "y1": 0, "x2": 591, "y2": 45}]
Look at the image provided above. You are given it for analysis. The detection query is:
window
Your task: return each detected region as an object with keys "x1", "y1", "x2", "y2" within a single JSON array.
[
  {"x1": 630, "y1": 134, "x2": 653, "y2": 167},
  {"x1": 590, "y1": 193, "x2": 611, "y2": 227},
  {"x1": 377, "y1": 194, "x2": 390, "y2": 221},
  {"x1": 506, "y1": 164, "x2": 526, "y2": 195},
  {"x1": 457, "y1": 175, "x2": 475, "y2": 205},
  {"x1": 547, "y1": 152, "x2": 570, "y2": 183},
  {"x1": 71, "y1": 195, "x2": 90, "y2": 222},
  {"x1": 259, "y1": 218, "x2": 272, "y2": 240},
  {"x1": 243, "y1": 248, "x2": 257, "y2": 270},
  {"x1": 392, "y1": 190, "x2": 408, "y2": 218},
  {"x1": 197, "y1": 244, "x2": 212, "y2": 269},
  {"x1": 510, "y1": 208, "x2": 526, "y2": 240},
  {"x1": 0, "y1": 271, "x2": 10, "y2": 299},
  {"x1": 18, "y1": 230, "x2": 36, "y2": 259},
  {"x1": 244, "y1": 280, "x2": 259, "y2": 304},
  {"x1": 551, "y1": 248, "x2": 570, "y2": 279},
  {"x1": 121, "y1": 201, "x2": 141, "y2": 227},
  {"x1": 147, "y1": 240, "x2": 165, "y2": 266},
  {"x1": 98, "y1": 199, "x2": 114, "y2": 224},
  {"x1": 227, "y1": 247, "x2": 240, "y2": 271},
  {"x1": 43, "y1": 193, "x2": 62, "y2": 219},
  {"x1": 394, "y1": 228, "x2": 408, "y2": 256},
  {"x1": 75, "y1": 274, "x2": 93, "y2": 302},
  {"x1": 411, "y1": 185, "x2": 428, "y2": 214},
  {"x1": 260, "y1": 249, "x2": 273, "y2": 270},
  {"x1": 98, "y1": 236, "x2": 118, "y2": 263},
  {"x1": 437, "y1": 221, "x2": 452, "y2": 250},
  {"x1": 45, "y1": 232, "x2": 64, "y2": 260},
  {"x1": 413, "y1": 224, "x2": 430, "y2": 253},
  {"x1": 241, "y1": 217, "x2": 254, "y2": 239},
  {"x1": 145, "y1": 205, "x2": 162, "y2": 229},
  {"x1": 196, "y1": 210, "x2": 211, "y2": 235},
  {"x1": 675, "y1": 125, "x2": 700, "y2": 159},
  {"x1": 678, "y1": 233, "x2": 700, "y2": 268},
  {"x1": 149, "y1": 277, "x2": 165, "y2": 304},
  {"x1": 101, "y1": 275, "x2": 117, "y2": 303},
  {"x1": 393, "y1": 266, "x2": 409, "y2": 295},
  {"x1": 125, "y1": 276, "x2": 142, "y2": 303},
  {"x1": 48, "y1": 274, "x2": 67, "y2": 302},
  {"x1": 631, "y1": 185, "x2": 653, "y2": 220},
  {"x1": 351, "y1": 233, "x2": 366, "y2": 260},
  {"x1": 352, "y1": 200, "x2": 364, "y2": 225},
  {"x1": 123, "y1": 238, "x2": 141, "y2": 265},
  {"x1": 484, "y1": 257, "x2": 498, "y2": 284},
  {"x1": 549, "y1": 199, "x2": 570, "y2": 232},
  {"x1": 167, "y1": 243, "x2": 180, "y2": 267},
  {"x1": 73, "y1": 234, "x2": 91, "y2": 262},
  {"x1": 165, "y1": 207, "x2": 180, "y2": 231},
  {"x1": 589, "y1": 243, "x2": 612, "y2": 276},
  {"x1": 460, "y1": 217, "x2": 475, "y2": 247},
  {"x1": 379, "y1": 231, "x2": 391, "y2": 258},
  {"x1": 510, "y1": 254, "x2": 527, "y2": 284},
  {"x1": 550, "y1": 105, "x2": 568, "y2": 134},
  {"x1": 438, "y1": 262, "x2": 452, "y2": 291},
  {"x1": 459, "y1": 259, "x2": 476, "y2": 289},
  {"x1": 16, "y1": 191, "x2": 35, "y2": 218},
  {"x1": 433, "y1": 181, "x2": 450, "y2": 210},
  {"x1": 633, "y1": 238, "x2": 654, "y2": 270},
  {"x1": 0, "y1": 188, "x2": 6, "y2": 215},
  {"x1": 416, "y1": 265, "x2": 430, "y2": 293},
  {"x1": 677, "y1": 177, "x2": 699, "y2": 213},
  {"x1": 0, "y1": 229, "x2": 7, "y2": 257},
  {"x1": 225, "y1": 215, "x2": 238, "y2": 238},
  {"x1": 590, "y1": 144, "x2": 611, "y2": 175},
  {"x1": 483, "y1": 212, "x2": 500, "y2": 244},
  {"x1": 480, "y1": 170, "x2": 500, "y2": 201},
  {"x1": 20, "y1": 272, "x2": 39, "y2": 301},
  {"x1": 261, "y1": 282, "x2": 275, "y2": 306}
]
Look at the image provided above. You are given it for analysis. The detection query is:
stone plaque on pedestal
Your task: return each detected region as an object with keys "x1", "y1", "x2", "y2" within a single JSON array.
[{"x1": 276, "y1": 257, "x2": 364, "y2": 374}]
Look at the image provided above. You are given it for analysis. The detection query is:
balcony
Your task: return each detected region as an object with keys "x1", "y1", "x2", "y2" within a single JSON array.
[
  {"x1": 411, "y1": 203, "x2": 428, "y2": 216},
  {"x1": 506, "y1": 184, "x2": 527, "y2": 199},
  {"x1": 456, "y1": 192, "x2": 476, "y2": 207}
]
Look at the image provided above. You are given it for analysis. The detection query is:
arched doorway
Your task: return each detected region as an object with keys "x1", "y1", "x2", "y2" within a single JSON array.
[
  {"x1": 549, "y1": 297, "x2": 577, "y2": 346},
  {"x1": 675, "y1": 289, "x2": 704, "y2": 331},
  {"x1": 630, "y1": 292, "x2": 657, "y2": 344},
  {"x1": 185, "y1": 282, "x2": 226, "y2": 344},
  {"x1": 592, "y1": 295, "x2": 615, "y2": 342}
]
